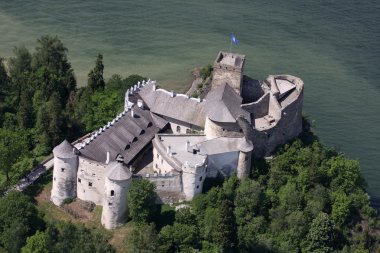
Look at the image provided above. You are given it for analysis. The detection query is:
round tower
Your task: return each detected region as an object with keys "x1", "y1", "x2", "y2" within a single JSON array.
[
  {"x1": 101, "y1": 157, "x2": 132, "y2": 229},
  {"x1": 181, "y1": 161, "x2": 207, "y2": 201},
  {"x1": 51, "y1": 140, "x2": 79, "y2": 206},
  {"x1": 236, "y1": 138, "x2": 253, "y2": 179}
]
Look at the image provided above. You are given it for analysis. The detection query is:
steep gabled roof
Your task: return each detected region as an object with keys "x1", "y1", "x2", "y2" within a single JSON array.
[
  {"x1": 205, "y1": 83, "x2": 250, "y2": 123},
  {"x1": 79, "y1": 106, "x2": 167, "y2": 165},
  {"x1": 139, "y1": 84, "x2": 206, "y2": 127}
]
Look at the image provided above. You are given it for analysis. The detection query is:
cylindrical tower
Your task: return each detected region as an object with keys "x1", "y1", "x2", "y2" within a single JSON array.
[
  {"x1": 236, "y1": 138, "x2": 253, "y2": 179},
  {"x1": 51, "y1": 140, "x2": 79, "y2": 206},
  {"x1": 204, "y1": 117, "x2": 224, "y2": 139},
  {"x1": 101, "y1": 159, "x2": 132, "y2": 229},
  {"x1": 181, "y1": 161, "x2": 207, "y2": 201}
]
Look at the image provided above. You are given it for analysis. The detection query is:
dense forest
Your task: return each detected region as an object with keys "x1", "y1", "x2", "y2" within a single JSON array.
[
  {"x1": 0, "y1": 36, "x2": 379, "y2": 253},
  {"x1": 0, "y1": 35, "x2": 144, "y2": 192}
]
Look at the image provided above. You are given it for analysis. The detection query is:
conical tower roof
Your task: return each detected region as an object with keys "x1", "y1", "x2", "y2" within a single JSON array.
[
  {"x1": 53, "y1": 140, "x2": 78, "y2": 158},
  {"x1": 237, "y1": 138, "x2": 254, "y2": 153},
  {"x1": 106, "y1": 161, "x2": 132, "y2": 181}
]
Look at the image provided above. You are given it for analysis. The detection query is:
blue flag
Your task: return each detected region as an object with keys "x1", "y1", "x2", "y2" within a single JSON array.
[{"x1": 231, "y1": 34, "x2": 238, "y2": 45}]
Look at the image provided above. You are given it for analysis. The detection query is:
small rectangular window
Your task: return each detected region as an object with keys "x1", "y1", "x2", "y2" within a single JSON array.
[
  {"x1": 199, "y1": 176, "x2": 202, "y2": 182},
  {"x1": 61, "y1": 168, "x2": 65, "y2": 172},
  {"x1": 196, "y1": 185, "x2": 199, "y2": 189},
  {"x1": 78, "y1": 178, "x2": 81, "y2": 183},
  {"x1": 89, "y1": 182, "x2": 92, "y2": 187},
  {"x1": 108, "y1": 202, "x2": 112, "y2": 206}
]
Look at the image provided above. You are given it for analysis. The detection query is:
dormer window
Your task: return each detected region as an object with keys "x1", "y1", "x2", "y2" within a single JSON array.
[
  {"x1": 147, "y1": 122, "x2": 153, "y2": 127},
  {"x1": 133, "y1": 137, "x2": 138, "y2": 142},
  {"x1": 61, "y1": 168, "x2": 65, "y2": 172},
  {"x1": 140, "y1": 130, "x2": 145, "y2": 135},
  {"x1": 110, "y1": 190, "x2": 114, "y2": 196},
  {"x1": 125, "y1": 144, "x2": 130, "y2": 150},
  {"x1": 176, "y1": 126, "x2": 181, "y2": 133}
]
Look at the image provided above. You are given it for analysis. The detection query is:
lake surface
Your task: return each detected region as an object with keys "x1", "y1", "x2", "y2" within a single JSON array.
[{"x1": 0, "y1": 0, "x2": 379, "y2": 208}]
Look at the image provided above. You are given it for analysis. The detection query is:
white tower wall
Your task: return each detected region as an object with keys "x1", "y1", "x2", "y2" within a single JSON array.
[
  {"x1": 51, "y1": 155, "x2": 78, "y2": 206},
  {"x1": 237, "y1": 150, "x2": 252, "y2": 179},
  {"x1": 182, "y1": 163, "x2": 206, "y2": 201},
  {"x1": 101, "y1": 177, "x2": 132, "y2": 229}
]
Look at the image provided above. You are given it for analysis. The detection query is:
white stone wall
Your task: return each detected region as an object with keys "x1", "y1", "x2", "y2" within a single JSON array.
[
  {"x1": 182, "y1": 163, "x2": 207, "y2": 200},
  {"x1": 101, "y1": 177, "x2": 132, "y2": 229},
  {"x1": 153, "y1": 147, "x2": 177, "y2": 174},
  {"x1": 76, "y1": 157, "x2": 106, "y2": 205},
  {"x1": 237, "y1": 151, "x2": 252, "y2": 179},
  {"x1": 51, "y1": 155, "x2": 78, "y2": 206}
]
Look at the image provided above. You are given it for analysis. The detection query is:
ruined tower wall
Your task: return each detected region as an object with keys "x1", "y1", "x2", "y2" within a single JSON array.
[{"x1": 204, "y1": 117, "x2": 242, "y2": 140}]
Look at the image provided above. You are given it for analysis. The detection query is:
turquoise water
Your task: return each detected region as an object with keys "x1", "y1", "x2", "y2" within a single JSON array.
[{"x1": 1, "y1": 0, "x2": 379, "y2": 207}]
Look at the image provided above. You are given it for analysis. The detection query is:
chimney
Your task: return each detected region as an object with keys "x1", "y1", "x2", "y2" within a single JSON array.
[
  {"x1": 106, "y1": 151, "x2": 110, "y2": 164},
  {"x1": 142, "y1": 80, "x2": 146, "y2": 86},
  {"x1": 134, "y1": 84, "x2": 137, "y2": 91},
  {"x1": 131, "y1": 109, "x2": 135, "y2": 118},
  {"x1": 186, "y1": 140, "x2": 190, "y2": 151},
  {"x1": 197, "y1": 97, "x2": 201, "y2": 102},
  {"x1": 170, "y1": 90, "x2": 175, "y2": 98},
  {"x1": 137, "y1": 99, "x2": 144, "y2": 109},
  {"x1": 152, "y1": 82, "x2": 156, "y2": 91},
  {"x1": 166, "y1": 146, "x2": 171, "y2": 154}
]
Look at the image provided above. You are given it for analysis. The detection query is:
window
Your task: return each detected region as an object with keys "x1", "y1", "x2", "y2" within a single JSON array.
[
  {"x1": 176, "y1": 126, "x2": 181, "y2": 133},
  {"x1": 161, "y1": 159, "x2": 163, "y2": 164},
  {"x1": 199, "y1": 176, "x2": 202, "y2": 182},
  {"x1": 196, "y1": 185, "x2": 199, "y2": 189},
  {"x1": 133, "y1": 137, "x2": 138, "y2": 142},
  {"x1": 155, "y1": 164, "x2": 158, "y2": 169},
  {"x1": 140, "y1": 130, "x2": 145, "y2": 135},
  {"x1": 54, "y1": 177, "x2": 56, "y2": 181},
  {"x1": 61, "y1": 168, "x2": 65, "y2": 172},
  {"x1": 108, "y1": 202, "x2": 112, "y2": 206},
  {"x1": 78, "y1": 178, "x2": 81, "y2": 183},
  {"x1": 147, "y1": 122, "x2": 153, "y2": 127},
  {"x1": 110, "y1": 190, "x2": 114, "y2": 196},
  {"x1": 125, "y1": 144, "x2": 130, "y2": 150},
  {"x1": 89, "y1": 182, "x2": 92, "y2": 187},
  {"x1": 157, "y1": 153, "x2": 159, "y2": 159}
]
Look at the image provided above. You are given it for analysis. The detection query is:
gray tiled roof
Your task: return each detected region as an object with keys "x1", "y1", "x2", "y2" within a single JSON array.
[
  {"x1": 53, "y1": 140, "x2": 78, "y2": 158},
  {"x1": 80, "y1": 106, "x2": 167, "y2": 165},
  {"x1": 205, "y1": 83, "x2": 251, "y2": 123},
  {"x1": 106, "y1": 161, "x2": 132, "y2": 181},
  {"x1": 139, "y1": 83, "x2": 206, "y2": 127}
]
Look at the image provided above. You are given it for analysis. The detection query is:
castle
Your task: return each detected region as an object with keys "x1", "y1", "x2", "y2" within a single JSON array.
[{"x1": 51, "y1": 51, "x2": 304, "y2": 229}]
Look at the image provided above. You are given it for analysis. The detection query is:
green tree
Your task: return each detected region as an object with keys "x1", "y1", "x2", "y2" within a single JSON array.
[
  {"x1": 46, "y1": 92, "x2": 62, "y2": 147},
  {"x1": 0, "y1": 191, "x2": 43, "y2": 252},
  {"x1": 128, "y1": 179, "x2": 157, "y2": 224},
  {"x1": 0, "y1": 128, "x2": 28, "y2": 187},
  {"x1": 211, "y1": 198, "x2": 236, "y2": 252},
  {"x1": 88, "y1": 54, "x2": 105, "y2": 92},
  {"x1": 126, "y1": 223, "x2": 158, "y2": 253},
  {"x1": 17, "y1": 89, "x2": 34, "y2": 129},
  {"x1": 304, "y1": 212, "x2": 335, "y2": 253},
  {"x1": 0, "y1": 57, "x2": 8, "y2": 95},
  {"x1": 7, "y1": 46, "x2": 32, "y2": 102},
  {"x1": 32, "y1": 35, "x2": 76, "y2": 101},
  {"x1": 21, "y1": 231, "x2": 49, "y2": 253},
  {"x1": 158, "y1": 223, "x2": 200, "y2": 253}
]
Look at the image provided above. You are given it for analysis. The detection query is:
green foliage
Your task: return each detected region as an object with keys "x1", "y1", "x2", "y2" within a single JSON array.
[
  {"x1": 158, "y1": 222, "x2": 200, "y2": 253},
  {"x1": 126, "y1": 223, "x2": 158, "y2": 253},
  {"x1": 0, "y1": 128, "x2": 29, "y2": 187},
  {"x1": 304, "y1": 212, "x2": 336, "y2": 253},
  {"x1": 128, "y1": 179, "x2": 157, "y2": 224},
  {"x1": 200, "y1": 64, "x2": 212, "y2": 80},
  {"x1": 0, "y1": 191, "x2": 44, "y2": 252},
  {"x1": 21, "y1": 230, "x2": 49, "y2": 253},
  {"x1": 88, "y1": 54, "x2": 105, "y2": 92}
]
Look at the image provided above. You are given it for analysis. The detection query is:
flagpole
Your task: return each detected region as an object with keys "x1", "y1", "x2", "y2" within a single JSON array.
[{"x1": 229, "y1": 38, "x2": 232, "y2": 53}]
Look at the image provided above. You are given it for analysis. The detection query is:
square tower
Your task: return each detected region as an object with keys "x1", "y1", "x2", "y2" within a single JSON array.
[{"x1": 211, "y1": 51, "x2": 246, "y2": 95}]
